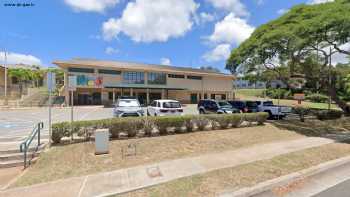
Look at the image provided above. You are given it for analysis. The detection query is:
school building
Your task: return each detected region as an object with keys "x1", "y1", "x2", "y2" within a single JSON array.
[{"x1": 53, "y1": 59, "x2": 235, "y2": 105}]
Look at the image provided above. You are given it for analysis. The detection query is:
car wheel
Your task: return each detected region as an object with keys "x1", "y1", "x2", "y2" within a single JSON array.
[
  {"x1": 147, "y1": 110, "x2": 150, "y2": 116},
  {"x1": 199, "y1": 109, "x2": 205, "y2": 114},
  {"x1": 265, "y1": 111, "x2": 273, "y2": 119}
]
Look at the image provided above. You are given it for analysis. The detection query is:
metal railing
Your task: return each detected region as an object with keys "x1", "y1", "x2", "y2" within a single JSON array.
[{"x1": 19, "y1": 122, "x2": 44, "y2": 168}]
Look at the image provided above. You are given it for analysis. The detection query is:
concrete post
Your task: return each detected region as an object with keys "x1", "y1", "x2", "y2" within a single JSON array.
[
  {"x1": 146, "y1": 88, "x2": 150, "y2": 105},
  {"x1": 112, "y1": 88, "x2": 115, "y2": 103}
]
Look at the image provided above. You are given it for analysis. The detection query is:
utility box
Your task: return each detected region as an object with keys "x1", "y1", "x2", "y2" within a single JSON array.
[{"x1": 95, "y1": 129, "x2": 109, "y2": 155}]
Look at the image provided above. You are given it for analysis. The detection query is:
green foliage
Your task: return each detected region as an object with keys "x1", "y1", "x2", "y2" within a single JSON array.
[
  {"x1": 315, "y1": 110, "x2": 343, "y2": 120},
  {"x1": 51, "y1": 113, "x2": 269, "y2": 144},
  {"x1": 226, "y1": 0, "x2": 350, "y2": 113},
  {"x1": 265, "y1": 88, "x2": 292, "y2": 99},
  {"x1": 305, "y1": 94, "x2": 329, "y2": 103}
]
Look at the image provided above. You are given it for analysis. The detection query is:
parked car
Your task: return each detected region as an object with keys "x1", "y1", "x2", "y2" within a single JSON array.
[
  {"x1": 113, "y1": 99, "x2": 144, "y2": 117},
  {"x1": 198, "y1": 99, "x2": 240, "y2": 114},
  {"x1": 245, "y1": 101, "x2": 259, "y2": 113},
  {"x1": 256, "y1": 100, "x2": 292, "y2": 119},
  {"x1": 228, "y1": 100, "x2": 248, "y2": 113},
  {"x1": 147, "y1": 100, "x2": 183, "y2": 116}
]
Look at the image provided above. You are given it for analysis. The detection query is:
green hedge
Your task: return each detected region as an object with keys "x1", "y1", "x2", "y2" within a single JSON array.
[
  {"x1": 315, "y1": 110, "x2": 343, "y2": 120},
  {"x1": 51, "y1": 112, "x2": 269, "y2": 144},
  {"x1": 305, "y1": 93, "x2": 329, "y2": 103}
]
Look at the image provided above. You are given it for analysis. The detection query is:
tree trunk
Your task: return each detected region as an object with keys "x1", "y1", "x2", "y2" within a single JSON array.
[{"x1": 329, "y1": 80, "x2": 350, "y2": 115}]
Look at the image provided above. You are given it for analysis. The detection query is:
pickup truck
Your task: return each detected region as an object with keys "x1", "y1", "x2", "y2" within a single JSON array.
[{"x1": 256, "y1": 100, "x2": 292, "y2": 119}]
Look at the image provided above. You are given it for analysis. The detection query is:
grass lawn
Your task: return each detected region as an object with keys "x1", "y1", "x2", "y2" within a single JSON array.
[
  {"x1": 115, "y1": 143, "x2": 350, "y2": 197},
  {"x1": 235, "y1": 89, "x2": 339, "y2": 110},
  {"x1": 13, "y1": 124, "x2": 303, "y2": 187}
]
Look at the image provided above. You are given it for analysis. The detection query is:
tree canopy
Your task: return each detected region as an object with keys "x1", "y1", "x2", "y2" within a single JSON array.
[{"x1": 226, "y1": 0, "x2": 350, "y2": 113}]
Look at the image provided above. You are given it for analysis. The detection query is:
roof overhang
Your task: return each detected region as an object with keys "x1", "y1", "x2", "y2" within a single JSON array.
[{"x1": 53, "y1": 60, "x2": 236, "y2": 80}]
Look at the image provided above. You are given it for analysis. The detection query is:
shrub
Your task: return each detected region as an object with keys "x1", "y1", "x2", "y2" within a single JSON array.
[
  {"x1": 306, "y1": 93, "x2": 329, "y2": 103},
  {"x1": 51, "y1": 113, "x2": 269, "y2": 144},
  {"x1": 293, "y1": 106, "x2": 311, "y2": 122},
  {"x1": 193, "y1": 116, "x2": 210, "y2": 131},
  {"x1": 183, "y1": 115, "x2": 195, "y2": 132},
  {"x1": 109, "y1": 118, "x2": 144, "y2": 138},
  {"x1": 315, "y1": 110, "x2": 343, "y2": 120},
  {"x1": 51, "y1": 122, "x2": 70, "y2": 144},
  {"x1": 153, "y1": 116, "x2": 184, "y2": 135},
  {"x1": 256, "y1": 112, "x2": 269, "y2": 125},
  {"x1": 206, "y1": 114, "x2": 232, "y2": 129}
]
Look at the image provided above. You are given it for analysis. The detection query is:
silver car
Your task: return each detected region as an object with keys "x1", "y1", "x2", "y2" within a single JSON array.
[{"x1": 113, "y1": 99, "x2": 144, "y2": 117}]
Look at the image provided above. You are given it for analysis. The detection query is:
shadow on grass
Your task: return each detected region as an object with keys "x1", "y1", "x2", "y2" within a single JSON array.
[{"x1": 270, "y1": 117, "x2": 350, "y2": 143}]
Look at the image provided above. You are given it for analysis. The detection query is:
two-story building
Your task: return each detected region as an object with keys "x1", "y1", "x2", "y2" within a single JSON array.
[{"x1": 53, "y1": 59, "x2": 235, "y2": 105}]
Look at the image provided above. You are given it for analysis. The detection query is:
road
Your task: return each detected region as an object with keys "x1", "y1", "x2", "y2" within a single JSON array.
[{"x1": 313, "y1": 179, "x2": 350, "y2": 197}]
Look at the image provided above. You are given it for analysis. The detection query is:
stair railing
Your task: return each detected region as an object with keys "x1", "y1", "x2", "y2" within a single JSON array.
[{"x1": 19, "y1": 122, "x2": 44, "y2": 168}]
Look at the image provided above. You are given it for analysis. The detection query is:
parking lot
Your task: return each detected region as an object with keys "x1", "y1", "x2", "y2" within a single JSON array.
[{"x1": 0, "y1": 105, "x2": 199, "y2": 139}]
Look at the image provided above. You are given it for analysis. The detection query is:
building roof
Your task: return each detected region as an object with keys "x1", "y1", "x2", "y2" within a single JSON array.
[{"x1": 53, "y1": 59, "x2": 235, "y2": 79}]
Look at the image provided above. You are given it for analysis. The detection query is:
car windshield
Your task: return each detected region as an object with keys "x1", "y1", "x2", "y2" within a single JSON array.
[
  {"x1": 163, "y1": 102, "x2": 181, "y2": 108},
  {"x1": 218, "y1": 101, "x2": 232, "y2": 108},
  {"x1": 117, "y1": 100, "x2": 140, "y2": 107},
  {"x1": 246, "y1": 101, "x2": 257, "y2": 107},
  {"x1": 263, "y1": 101, "x2": 274, "y2": 106}
]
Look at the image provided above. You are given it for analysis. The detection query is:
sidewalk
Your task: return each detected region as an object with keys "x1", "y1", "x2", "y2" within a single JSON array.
[{"x1": 0, "y1": 137, "x2": 333, "y2": 197}]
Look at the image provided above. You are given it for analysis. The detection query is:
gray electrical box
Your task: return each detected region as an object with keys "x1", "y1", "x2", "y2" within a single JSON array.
[{"x1": 95, "y1": 129, "x2": 109, "y2": 155}]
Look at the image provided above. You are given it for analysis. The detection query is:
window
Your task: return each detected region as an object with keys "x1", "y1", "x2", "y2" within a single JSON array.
[
  {"x1": 168, "y1": 74, "x2": 185, "y2": 79},
  {"x1": 98, "y1": 69, "x2": 121, "y2": 75},
  {"x1": 163, "y1": 102, "x2": 181, "y2": 108},
  {"x1": 108, "y1": 92, "x2": 113, "y2": 100},
  {"x1": 150, "y1": 101, "x2": 157, "y2": 107},
  {"x1": 148, "y1": 72, "x2": 166, "y2": 85},
  {"x1": 123, "y1": 71, "x2": 144, "y2": 84},
  {"x1": 68, "y1": 67, "x2": 94, "y2": 73},
  {"x1": 187, "y1": 75, "x2": 202, "y2": 80}
]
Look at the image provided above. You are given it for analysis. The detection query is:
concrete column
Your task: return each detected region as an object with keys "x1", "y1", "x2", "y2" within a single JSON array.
[
  {"x1": 130, "y1": 88, "x2": 134, "y2": 96},
  {"x1": 161, "y1": 89, "x2": 165, "y2": 99},
  {"x1": 146, "y1": 88, "x2": 150, "y2": 104},
  {"x1": 112, "y1": 88, "x2": 116, "y2": 103},
  {"x1": 64, "y1": 70, "x2": 69, "y2": 105}
]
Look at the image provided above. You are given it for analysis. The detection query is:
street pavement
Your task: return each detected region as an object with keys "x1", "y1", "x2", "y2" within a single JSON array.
[
  {"x1": 0, "y1": 137, "x2": 333, "y2": 197},
  {"x1": 250, "y1": 157, "x2": 350, "y2": 197}
]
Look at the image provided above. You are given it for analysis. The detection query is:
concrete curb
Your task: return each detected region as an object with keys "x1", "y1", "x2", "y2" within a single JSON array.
[{"x1": 222, "y1": 155, "x2": 350, "y2": 197}]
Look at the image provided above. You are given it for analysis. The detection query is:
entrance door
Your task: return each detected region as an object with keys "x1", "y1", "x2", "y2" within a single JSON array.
[
  {"x1": 92, "y1": 92, "x2": 102, "y2": 105},
  {"x1": 77, "y1": 94, "x2": 91, "y2": 105},
  {"x1": 190, "y1": 94, "x2": 198, "y2": 104},
  {"x1": 137, "y1": 93, "x2": 147, "y2": 106}
]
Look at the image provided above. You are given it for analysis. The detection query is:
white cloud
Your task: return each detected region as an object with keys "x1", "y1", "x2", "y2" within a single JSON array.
[
  {"x1": 105, "y1": 46, "x2": 118, "y2": 55},
  {"x1": 102, "y1": 0, "x2": 198, "y2": 43},
  {"x1": 64, "y1": 0, "x2": 119, "y2": 13},
  {"x1": 203, "y1": 44, "x2": 231, "y2": 62},
  {"x1": 330, "y1": 43, "x2": 350, "y2": 65},
  {"x1": 308, "y1": 0, "x2": 334, "y2": 4},
  {"x1": 206, "y1": 0, "x2": 249, "y2": 17},
  {"x1": 0, "y1": 52, "x2": 42, "y2": 65},
  {"x1": 277, "y1": 9, "x2": 289, "y2": 15},
  {"x1": 199, "y1": 12, "x2": 215, "y2": 24},
  {"x1": 160, "y1": 58, "x2": 171, "y2": 65},
  {"x1": 207, "y1": 13, "x2": 255, "y2": 45}
]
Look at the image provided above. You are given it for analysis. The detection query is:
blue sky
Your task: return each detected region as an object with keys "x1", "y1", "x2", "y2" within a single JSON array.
[{"x1": 0, "y1": 0, "x2": 329, "y2": 72}]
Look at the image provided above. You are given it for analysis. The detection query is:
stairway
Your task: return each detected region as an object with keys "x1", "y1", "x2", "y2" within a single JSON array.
[{"x1": 0, "y1": 137, "x2": 48, "y2": 169}]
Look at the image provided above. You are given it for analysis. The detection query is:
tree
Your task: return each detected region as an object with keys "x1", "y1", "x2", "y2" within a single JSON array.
[
  {"x1": 227, "y1": 0, "x2": 350, "y2": 114},
  {"x1": 8, "y1": 68, "x2": 32, "y2": 95}
]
